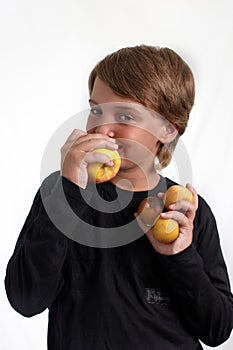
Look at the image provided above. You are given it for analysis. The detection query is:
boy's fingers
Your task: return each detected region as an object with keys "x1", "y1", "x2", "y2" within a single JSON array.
[
  {"x1": 72, "y1": 133, "x2": 117, "y2": 148},
  {"x1": 160, "y1": 211, "x2": 187, "y2": 226},
  {"x1": 83, "y1": 152, "x2": 113, "y2": 166},
  {"x1": 168, "y1": 200, "x2": 194, "y2": 214},
  {"x1": 64, "y1": 129, "x2": 87, "y2": 144},
  {"x1": 87, "y1": 140, "x2": 119, "y2": 152},
  {"x1": 186, "y1": 183, "x2": 199, "y2": 211}
]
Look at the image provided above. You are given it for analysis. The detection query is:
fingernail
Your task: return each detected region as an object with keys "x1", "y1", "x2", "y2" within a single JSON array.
[
  {"x1": 108, "y1": 143, "x2": 118, "y2": 150},
  {"x1": 106, "y1": 160, "x2": 114, "y2": 166}
]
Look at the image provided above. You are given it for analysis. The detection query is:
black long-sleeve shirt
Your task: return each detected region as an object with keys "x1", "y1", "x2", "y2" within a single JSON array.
[{"x1": 5, "y1": 172, "x2": 233, "y2": 349}]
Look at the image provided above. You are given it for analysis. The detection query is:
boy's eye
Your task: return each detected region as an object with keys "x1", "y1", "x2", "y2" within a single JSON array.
[
  {"x1": 89, "y1": 108, "x2": 134, "y2": 123},
  {"x1": 118, "y1": 114, "x2": 133, "y2": 122},
  {"x1": 90, "y1": 107, "x2": 102, "y2": 116}
]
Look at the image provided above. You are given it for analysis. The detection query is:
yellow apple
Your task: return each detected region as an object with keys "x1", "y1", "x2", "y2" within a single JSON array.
[
  {"x1": 87, "y1": 148, "x2": 121, "y2": 184},
  {"x1": 152, "y1": 217, "x2": 179, "y2": 243},
  {"x1": 138, "y1": 196, "x2": 164, "y2": 227},
  {"x1": 164, "y1": 185, "x2": 194, "y2": 209}
]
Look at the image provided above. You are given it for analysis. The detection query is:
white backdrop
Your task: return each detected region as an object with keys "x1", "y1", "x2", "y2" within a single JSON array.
[{"x1": 1, "y1": 0, "x2": 233, "y2": 349}]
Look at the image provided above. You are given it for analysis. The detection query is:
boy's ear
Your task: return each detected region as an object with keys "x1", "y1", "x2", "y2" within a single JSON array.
[{"x1": 159, "y1": 122, "x2": 178, "y2": 144}]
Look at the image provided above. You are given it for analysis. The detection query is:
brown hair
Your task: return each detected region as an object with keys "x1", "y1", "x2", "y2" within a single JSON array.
[{"x1": 88, "y1": 45, "x2": 195, "y2": 168}]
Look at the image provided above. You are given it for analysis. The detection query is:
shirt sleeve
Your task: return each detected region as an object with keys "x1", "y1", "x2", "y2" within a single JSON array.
[
  {"x1": 155, "y1": 195, "x2": 233, "y2": 347},
  {"x1": 4, "y1": 172, "x2": 84, "y2": 317}
]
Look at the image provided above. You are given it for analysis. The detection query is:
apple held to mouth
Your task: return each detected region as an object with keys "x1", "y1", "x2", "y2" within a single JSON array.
[
  {"x1": 87, "y1": 148, "x2": 121, "y2": 184},
  {"x1": 137, "y1": 196, "x2": 164, "y2": 227}
]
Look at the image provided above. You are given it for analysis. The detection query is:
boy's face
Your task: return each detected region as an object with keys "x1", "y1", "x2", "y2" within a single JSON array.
[{"x1": 87, "y1": 77, "x2": 174, "y2": 171}]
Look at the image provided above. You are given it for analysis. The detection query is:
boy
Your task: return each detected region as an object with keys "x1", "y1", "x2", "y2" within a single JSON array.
[{"x1": 5, "y1": 45, "x2": 233, "y2": 349}]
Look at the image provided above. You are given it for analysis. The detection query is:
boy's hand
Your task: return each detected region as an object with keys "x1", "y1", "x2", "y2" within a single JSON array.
[
  {"x1": 60, "y1": 129, "x2": 118, "y2": 188},
  {"x1": 135, "y1": 184, "x2": 198, "y2": 255}
]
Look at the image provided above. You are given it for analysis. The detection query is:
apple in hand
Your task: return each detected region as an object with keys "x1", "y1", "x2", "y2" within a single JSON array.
[
  {"x1": 164, "y1": 185, "x2": 194, "y2": 209},
  {"x1": 137, "y1": 196, "x2": 164, "y2": 227},
  {"x1": 87, "y1": 148, "x2": 121, "y2": 184},
  {"x1": 152, "y1": 217, "x2": 179, "y2": 243},
  {"x1": 137, "y1": 185, "x2": 194, "y2": 244}
]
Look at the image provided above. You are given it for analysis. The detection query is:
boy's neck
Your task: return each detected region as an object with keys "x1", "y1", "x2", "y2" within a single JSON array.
[{"x1": 111, "y1": 168, "x2": 160, "y2": 192}]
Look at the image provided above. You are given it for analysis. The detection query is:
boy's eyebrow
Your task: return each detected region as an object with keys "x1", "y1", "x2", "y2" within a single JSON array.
[
  {"x1": 88, "y1": 99, "x2": 143, "y2": 113},
  {"x1": 89, "y1": 98, "x2": 98, "y2": 105},
  {"x1": 113, "y1": 105, "x2": 141, "y2": 113}
]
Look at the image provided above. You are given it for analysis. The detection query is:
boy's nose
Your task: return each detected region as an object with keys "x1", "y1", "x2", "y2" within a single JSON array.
[{"x1": 95, "y1": 123, "x2": 115, "y2": 138}]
